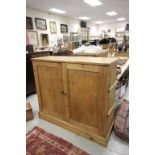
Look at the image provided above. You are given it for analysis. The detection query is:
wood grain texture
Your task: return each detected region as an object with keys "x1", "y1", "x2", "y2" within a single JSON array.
[
  {"x1": 32, "y1": 56, "x2": 117, "y2": 66},
  {"x1": 97, "y1": 67, "x2": 106, "y2": 135},
  {"x1": 39, "y1": 112, "x2": 108, "y2": 146},
  {"x1": 32, "y1": 58, "x2": 117, "y2": 146},
  {"x1": 67, "y1": 68, "x2": 99, "y2": 128},
  {"x1": 61, "y1": 63, "x2": 70, "y2": 121},
  {"x1": 108, "y1": 81, "x2": 117, "y2": 93},
  {"x1": 32, "y1": 62, "x2": 43, "y2": 112},
  {"x1": 26, "y1": 102, "x2": 33, "y2": 121},
  {"x1": 35, "y1": 62, "x2": 65, "y2": 119},
  {"x1": 103, "y1": 62, "x2": 117, "y2": 137}
]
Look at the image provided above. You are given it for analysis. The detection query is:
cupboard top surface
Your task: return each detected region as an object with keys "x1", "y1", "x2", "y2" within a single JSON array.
[{"x1": 32, "y1": 56, "x2": 117, "y2": 65}]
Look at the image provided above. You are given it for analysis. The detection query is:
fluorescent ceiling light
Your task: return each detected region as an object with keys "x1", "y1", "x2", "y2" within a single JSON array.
[
  {"x1": 84, "y1": 0, "x2": 103, "y2": 7},
  {"x1": 79, "y1": 16, "x2": 90, "y2": 20},
  {"x1": 106, "y1": 11, "x2": 117, "y2": 16},
  {"x1": 50, "y1": 8, "x2": 66, "y2": 14},
  {"x1": 94, "y1": 21, "x2": 103, "y2": 24},
  {"x1": 117, "y1": 17, "x2": 126, "y2": 21}
]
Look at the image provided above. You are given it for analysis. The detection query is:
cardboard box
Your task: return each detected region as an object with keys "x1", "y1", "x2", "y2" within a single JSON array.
[{"x1": 26, "y1": 102, "x2": 33, "y2": 121}]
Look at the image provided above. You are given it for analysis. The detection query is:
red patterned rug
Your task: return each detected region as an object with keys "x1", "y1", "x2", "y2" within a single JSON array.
[{"x1": 26, "y1": 126, "x2": 89, "y2": 155}]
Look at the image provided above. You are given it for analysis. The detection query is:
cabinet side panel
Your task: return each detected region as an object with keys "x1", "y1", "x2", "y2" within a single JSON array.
[
  {"x1": 97, "y1": 67, "x2": 107, "y2": 135},
  {"x1": 104, "y1": 62, "x2": 117, "y2": 136},
  {"x1": 108, "y1": 62, "x2": 117, "y2": 110}
]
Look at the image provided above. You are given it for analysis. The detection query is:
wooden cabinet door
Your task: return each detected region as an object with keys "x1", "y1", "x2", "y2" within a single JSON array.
[
  {"x1": 62, "y1": 63, "x2": 106, "y2": 134},
  {"x1": 33, "y1": 62, "x2": 65, "y2": 119}
]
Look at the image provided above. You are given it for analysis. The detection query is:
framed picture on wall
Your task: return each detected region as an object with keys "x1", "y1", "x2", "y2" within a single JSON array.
[
  {"x1": 26, "y1": 16, "x2": 33, "y2": 30},
  {"x1": 35, "y1": 17, "x2": 47, "y2": 30},
  {"x1": 70, "y1": 32, "x2": 78, "y2": 42},
  {"x1": 116, "y1": 26, "x2": 125, "y2": 32},
  {"x1": 49, "y1": 21, "x2": 57, "y2": 33},
  {"x1": 41, "y1": 33, "x2": 49, "y2": 46},
  {"x1": 60, "y1": 24, "x2": 68, "y2": 33},
  {"x1": 27, "y1": 30, "x2": 39, "y2": 46},
  {"x1": 63, "y1": 35, "x2": 69, "y2": 43}
]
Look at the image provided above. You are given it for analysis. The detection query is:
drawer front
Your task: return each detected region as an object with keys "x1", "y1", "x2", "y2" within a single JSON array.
[{"x1": 67, "y1": 63, "x2": 101, "y2": 72}]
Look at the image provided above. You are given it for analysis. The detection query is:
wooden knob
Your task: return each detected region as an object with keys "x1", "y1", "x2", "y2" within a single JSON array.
[{"x1": 61, "y1": 91, "x2": 67, "y2": 95}]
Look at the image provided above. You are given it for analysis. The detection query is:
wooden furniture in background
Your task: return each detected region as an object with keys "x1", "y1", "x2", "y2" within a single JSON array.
[
  {"x1": 117, "y1": 51, "x2": 129, "y2": 58},
  {"x1": 32, "y1": 56, "x2": 117, "y2": 146},
  {"x1": 52, "y1": 50, "x2": 73, "y2": 56},
  {"x1": 26, "y1": 102, "x2": 33, "y2": 121},
  {"x1": 68, "y1": 43, "x2": 77, "y2": 50},
  {"x1": 26, "y1": 51, "x2": 51, "y2": 96}
]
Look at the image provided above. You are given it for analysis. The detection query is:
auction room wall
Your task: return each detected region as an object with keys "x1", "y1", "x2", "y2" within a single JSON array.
[
  {"x1": 98, "y1": 21, "x2": 129, "y2": 38},
  {"x1": 26, "y1": 7, "x2": 98, "y2": 47}
]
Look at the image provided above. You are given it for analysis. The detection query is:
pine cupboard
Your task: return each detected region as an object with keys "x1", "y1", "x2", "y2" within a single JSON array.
[{"x1": 32, "y1": 56, "x2": 117, "y2": 146}]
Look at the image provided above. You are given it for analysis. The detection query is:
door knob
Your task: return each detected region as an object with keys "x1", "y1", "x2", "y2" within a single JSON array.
[{"x1": 61, "y1": 91, "x2": 67, "y2": 95}]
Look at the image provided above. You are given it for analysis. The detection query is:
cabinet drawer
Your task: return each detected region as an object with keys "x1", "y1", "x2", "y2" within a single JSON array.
[
  {"x1": 67, "y1": 64, "x2": 101, "y2": 72},
  {"x1": 34, "y1": 61, "x2": 59, "y2": 68}
]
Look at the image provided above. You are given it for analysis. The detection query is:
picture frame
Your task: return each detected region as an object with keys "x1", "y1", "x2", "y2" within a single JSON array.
[
  {"x1": 26, "y1": 16, "x2": 33, "y2": 30},
  {"x1": 35, "y1": 17, "x2": 47, "y2": 30},
  {"x1": 63, "y1": 35, "x2": 69, "y2": 43},
  {"x1": 49, "y1": 21, "x2": 57, "y2": 34},
  {"x1": 116, "y1": 26, "x2": 125, "y2": 32},
  {"x1": 41, "y1": 33, "x2": 49, "y2": 46},
  {"x1": 70, "y1": 32, "x2": 78, "y2": 42},
  {"x1": 60, "y1": 24, "x2": 68, "y2": 33},
  {"x1": 26, "y1": 30, "x2": 39, "y2": 46}
]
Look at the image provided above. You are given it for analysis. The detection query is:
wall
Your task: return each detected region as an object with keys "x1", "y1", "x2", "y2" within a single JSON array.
[
  {"x1": 26, "y1": 7, "x2": 98, "y2": 47},
  {"x1": 98, "y1": 21, "x2": 129, "y2": 38}
]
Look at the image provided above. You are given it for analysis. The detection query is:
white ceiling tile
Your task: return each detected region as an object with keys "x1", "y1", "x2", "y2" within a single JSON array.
[{"x1": 26, "y1": 0, "x2": 129, "y2": 24}]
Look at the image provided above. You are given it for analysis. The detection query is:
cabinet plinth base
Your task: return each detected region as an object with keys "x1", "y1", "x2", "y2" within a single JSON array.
[{"x1": 39, "y1": 112, "x2": 113, "y2": 146}]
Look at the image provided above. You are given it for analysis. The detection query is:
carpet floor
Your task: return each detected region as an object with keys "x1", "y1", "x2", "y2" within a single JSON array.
[{"x1": 26, "y1": 126, "x2": 89, "y2": 155}]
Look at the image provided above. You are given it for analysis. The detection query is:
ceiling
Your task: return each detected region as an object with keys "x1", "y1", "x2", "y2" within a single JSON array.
[{"x1": 26, "y1": 0, "x2": 129, "y2": 24}]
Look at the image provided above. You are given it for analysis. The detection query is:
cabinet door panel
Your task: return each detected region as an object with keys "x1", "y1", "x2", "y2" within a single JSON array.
[
  {"x1": 37, "y1": 63, "x2": 64, "y2": 119},
  {"x1": 67, "y1": 66, "x2": 100, "y2": 130}
]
